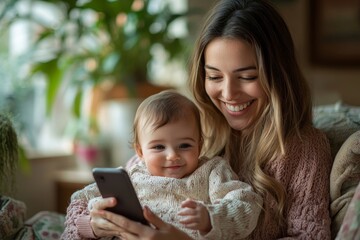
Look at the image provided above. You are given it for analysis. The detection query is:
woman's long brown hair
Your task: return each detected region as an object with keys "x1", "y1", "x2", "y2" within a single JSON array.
[{"x1": 189, "y1": 0, "x2": 312, "y2": 229}]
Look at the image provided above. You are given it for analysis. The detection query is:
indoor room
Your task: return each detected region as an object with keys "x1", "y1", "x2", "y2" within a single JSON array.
[{"x1": 1, "y1": 0, "x2": 359, "y2": 239}]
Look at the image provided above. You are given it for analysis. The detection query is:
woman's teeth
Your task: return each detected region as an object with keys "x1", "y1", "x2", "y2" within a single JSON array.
[{"x1": 226, "y1": 101, "x2": 252, "y2": 112}]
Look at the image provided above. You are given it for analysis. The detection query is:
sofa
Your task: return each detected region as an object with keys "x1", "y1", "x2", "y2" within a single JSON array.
[
  {"x1": 1, "y1": 102, "x2": 359, "y2": 239},
  {"x1": 0, "y1": 196, "x2": 65, "y2": 239},
  {"x1": 313, "y1": 102, "x2": 360, "y2": 239},
  {"x1": 336, "y1": 179, "x2": 360, "y2": 239}
]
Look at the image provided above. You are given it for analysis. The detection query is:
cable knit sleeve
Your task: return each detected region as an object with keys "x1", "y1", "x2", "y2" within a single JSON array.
[
  {"x1": 125, "y1": 155, "x2": 141, "y2": 171},
  {"x1": 61, "y1": 183, "x2": 101, "y2": 240},
  {"x1": 203, "y1": 157, "x2": 263, "y2": 239},
  {"x1": 279, "y1": 128, "x2": 332, "y2": 239}
]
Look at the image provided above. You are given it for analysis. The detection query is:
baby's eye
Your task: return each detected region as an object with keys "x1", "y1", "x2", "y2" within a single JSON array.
[
  {"x1": 152, "y1": 145, "x2": 165, "y2": 150},
  {"x1": 179, "y1": 143, "x2": 192, "y2": 149}
]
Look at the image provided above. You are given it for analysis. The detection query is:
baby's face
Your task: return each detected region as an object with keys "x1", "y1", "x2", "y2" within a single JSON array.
[{"x1": 137, "y1": 115, "x2": 201, "y2": 179}]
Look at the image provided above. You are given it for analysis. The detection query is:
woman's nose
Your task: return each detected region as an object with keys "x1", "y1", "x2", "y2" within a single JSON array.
[{"x1": 222, "y1": 78, "x2": 237, "y2": 101}]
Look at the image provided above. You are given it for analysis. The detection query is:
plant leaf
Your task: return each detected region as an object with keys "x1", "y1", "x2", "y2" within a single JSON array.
[
  {"x1": 73, "y1": 88, "x2": 82, "y2": 118},
  {"x1": 32, "y1": 59, "x2": 64, "y2": 115},
  {"x1": 18, "y1": 145, "x2": 31, "y2": 173}
]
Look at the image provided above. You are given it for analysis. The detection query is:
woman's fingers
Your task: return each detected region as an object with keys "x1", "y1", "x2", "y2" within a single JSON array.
[
  {"x1": 92, "y1": 205, "x2": 194, "y2": 240},
  {"x1": 120, "y1": 232, "x2": 138, "y2": 240},
  {"x1": 93, "y1": 197, "x2": 117, "y2": 210},
  {"x1": 90, "y1": 198, "x2": 131, "y2": 238},
  {"x1": 111, "y1": 206, "x2": 193, "y2": 240},
  {"x1": 90, "y1": 210, "x2": 124, "y2": 237},
  {"x1": 100, "y1": 208, "x2": 148, "y2": 234},
  {"x1": 143, "y1": 206, "x2": 168, "y2": 230}
]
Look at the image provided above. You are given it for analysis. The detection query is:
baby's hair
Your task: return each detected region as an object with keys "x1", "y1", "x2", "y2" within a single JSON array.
[{"x1": 132, "y1": 90, "x2": 202, "y2": 149}]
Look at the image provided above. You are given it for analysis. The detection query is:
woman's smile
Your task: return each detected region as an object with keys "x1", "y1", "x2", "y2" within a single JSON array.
[
  {"x1": 224, "y1": 100, "x2": 254, "y2": 113},
  {"x1": 204, "y1": 38, "x2": 266, "y2": 130}
]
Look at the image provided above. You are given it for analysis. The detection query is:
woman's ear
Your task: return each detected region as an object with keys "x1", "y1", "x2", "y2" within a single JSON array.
[{"x1": 135, "y1": 144, "x2": 143, "y2": 158}]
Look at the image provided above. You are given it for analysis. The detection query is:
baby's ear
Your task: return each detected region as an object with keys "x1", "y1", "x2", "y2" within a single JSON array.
[{"x1": 135, "y1": 144, "x2": 143, "y2": 158}]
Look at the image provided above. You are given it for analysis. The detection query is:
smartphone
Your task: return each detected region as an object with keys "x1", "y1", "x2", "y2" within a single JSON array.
[{"x1": 92, "y1": 167, "x2": 148, "y2": 225}]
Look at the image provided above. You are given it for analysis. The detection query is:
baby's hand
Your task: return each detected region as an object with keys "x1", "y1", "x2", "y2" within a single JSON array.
[{"x1": 178, "y1": 198, "x2": 211, "y2": 234}]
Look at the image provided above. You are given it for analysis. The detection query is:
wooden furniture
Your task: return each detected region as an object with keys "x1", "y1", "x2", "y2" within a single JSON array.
[{"x1": 55, "y1": 170, "x2": 94, "y2": 214}]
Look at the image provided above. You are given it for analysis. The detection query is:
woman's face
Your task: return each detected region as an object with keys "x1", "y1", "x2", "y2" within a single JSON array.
[{"x1": 204, "y1": 38, "x2": 267, "y2": 131}]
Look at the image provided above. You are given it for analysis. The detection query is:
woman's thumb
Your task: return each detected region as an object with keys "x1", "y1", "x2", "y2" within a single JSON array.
[{"x1": 143, "y1": 206, "x2": 167, "y2": 230}]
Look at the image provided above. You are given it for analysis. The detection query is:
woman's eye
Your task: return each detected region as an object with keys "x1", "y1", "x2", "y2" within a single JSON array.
[
  {"x1": 240, "y1": 76, "x2": 258, "y2": 81},
  {"x1": 206, "y1": 75, "x2": 221, "y2": 81},
  {"x1": 179, "y1": 143, "x2": 192, "y2": 149}
]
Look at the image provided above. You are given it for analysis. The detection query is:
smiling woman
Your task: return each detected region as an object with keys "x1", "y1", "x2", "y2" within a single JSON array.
[
  {"x1": 204, "y1": 38, "x2": 266, "y2": 131},
  {"x1": 187, "y1": 0, "x2": 333, "y2": 238}
]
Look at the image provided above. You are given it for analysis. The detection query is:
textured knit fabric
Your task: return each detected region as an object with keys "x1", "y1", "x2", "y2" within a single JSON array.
[
  {"x1": 61, "y1": 184, "x2": 102, "y2": 240},
  {"x1": 130, "y1": 157, "x2": 262, "y2": 239},
  {"x1": 248, "y1": 126, "x2": 332, "y2": 240},
  {"x1": 61, "y1": 157, "x2": 262, "y2": 240},
  {"x1": 63, "y1": 126, "x2": 332, "y2": 239}
]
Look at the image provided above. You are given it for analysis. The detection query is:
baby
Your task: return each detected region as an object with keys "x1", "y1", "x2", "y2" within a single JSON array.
[{"x1": 62, "y1": 90, "x2": 263, "y2": 240}]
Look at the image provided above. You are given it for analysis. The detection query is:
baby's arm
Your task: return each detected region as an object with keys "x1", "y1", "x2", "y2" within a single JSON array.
[
  {"x1": 61, "y1": 183, "x2": 101, "y2": 240},
  {"x1": 206, "y1": 157, "x2": 263, "y2": 239},
  {"x1": 178, "y1": 198, "x2": 211, "y2": 234}
]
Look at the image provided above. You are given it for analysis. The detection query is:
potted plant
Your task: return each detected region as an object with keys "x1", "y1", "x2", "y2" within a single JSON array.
[
  {"x1": 0, "y1": 113, "x2": 27, "y2": 239},
  {"x1": 1, "y1": 0, "x2": 190, "y2": 117},
  {"x1": 0, "y1": 114, "x2": 29, "y2": 195},
  {"x1": 1, "y1": 0, "x2": 191, "y2": 165},
  {"x1": 0, "y1": 114, "x2": 19, "y2": 195},
  {"x1": 0, "y1": 53, "x2": 30, "y2": 172}
]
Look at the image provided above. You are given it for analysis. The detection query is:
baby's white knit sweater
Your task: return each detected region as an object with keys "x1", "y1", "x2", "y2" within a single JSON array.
[{"x1": 129, "y1": 156, "x2": 263, "y2": 239}]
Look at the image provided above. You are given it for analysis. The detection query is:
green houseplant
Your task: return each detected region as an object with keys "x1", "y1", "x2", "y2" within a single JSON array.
[
  {"x1": 1, "y1": 0, "x2": 190, "y2": 118},
  {"x1": 1, "y1": 0, "x2": 190, "y2": 165},
  {"x1": 0, "y1": 113, "x2": 25, "y2": 239},
  {"x1": 0, "y1": 114, "x2": 22, "y2": 195}
]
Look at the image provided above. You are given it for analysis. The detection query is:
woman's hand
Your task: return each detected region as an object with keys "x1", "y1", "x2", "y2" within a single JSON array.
[
  {"x1": 107, "y1": 206, "x2": 194, "y2": 240},
  {"x1": 90, "y1": 197, "x2": 124, "y2": 238},
  {"x1": 90, "y1": 198, "x2": 193, "y2": 240}
]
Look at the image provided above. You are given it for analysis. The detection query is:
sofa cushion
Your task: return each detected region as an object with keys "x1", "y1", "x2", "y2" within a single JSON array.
[
  {"x1": 329, "y1": 130, "x2": 360, "y2": 238},
  {"x1": 335, "y1": 182, "x2": 360, "y2": 240},
  {"x1": 313, "y1": 102, "x2": 360, "y2": 159}
]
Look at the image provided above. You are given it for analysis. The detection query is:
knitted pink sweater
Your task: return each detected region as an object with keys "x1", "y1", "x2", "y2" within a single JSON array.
[
  {"x1": 248, "y1": 126, "x2": 332, "y2": 239},
  {"x1": 61, "y1": 126, "x2": 332, "y2": 239}
]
